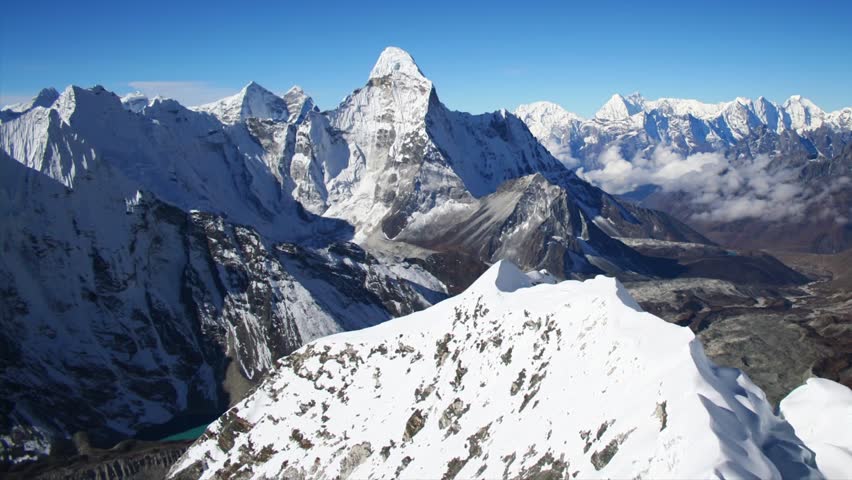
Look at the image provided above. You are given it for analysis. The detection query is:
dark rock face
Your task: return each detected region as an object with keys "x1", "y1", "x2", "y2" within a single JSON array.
[
  {"x1": 405, "y1": 174, "x2": 689, "y2": 280},
  {"x1": 0, "y1": 161, "x2": 444, "y2": 467}
]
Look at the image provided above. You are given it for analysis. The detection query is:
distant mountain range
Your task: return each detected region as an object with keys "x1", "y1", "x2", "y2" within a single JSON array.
[
  {"x1": 516, "y1": 93, "x2": 852, "y2": 252},
  {"x1": 517, "y1": 93, "x2": 852, "y2": 164}
]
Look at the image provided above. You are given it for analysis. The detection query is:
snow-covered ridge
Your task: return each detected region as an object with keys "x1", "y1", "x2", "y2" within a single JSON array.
[
  {"x1": 1, "y1": 88, "x2": 59, "y2": 114},
  {"x1": 169, "y1": 261, "x2": 836, "y2": 479},
  {"x1": 514, "y1": 101, "x2": 584, "y2": 167},
  {"x1": 120, "y1": 91, "x2": 149, "y2": 113},
  {"x1": 522, "y1": 92, "x2": 850, "y2": 133},
  {"x1": 515, "y1": 91, "x2": 852, "y2": 207}
]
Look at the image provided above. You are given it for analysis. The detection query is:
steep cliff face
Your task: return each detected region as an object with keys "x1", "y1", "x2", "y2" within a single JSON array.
[
  {"x1": 0, "y1": 150, "x2": 444, "y2": 466},
  {"x1": 404, "y1": 173, "x2": 684, "y2": 279}
]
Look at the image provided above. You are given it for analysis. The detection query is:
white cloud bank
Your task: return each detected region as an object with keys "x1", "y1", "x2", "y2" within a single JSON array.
[{"x1": 577, "y1": 146, "x2": 850, "y2": 224}]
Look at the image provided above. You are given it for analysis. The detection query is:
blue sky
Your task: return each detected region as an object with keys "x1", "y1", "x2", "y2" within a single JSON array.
[{"x1": 2, "y1": 0, "x2": 851, "y2": 117}]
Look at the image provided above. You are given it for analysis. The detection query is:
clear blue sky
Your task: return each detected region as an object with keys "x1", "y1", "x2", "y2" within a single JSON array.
[{"x1": 2, "y1": 0, "x2": 851, "y2": 117}]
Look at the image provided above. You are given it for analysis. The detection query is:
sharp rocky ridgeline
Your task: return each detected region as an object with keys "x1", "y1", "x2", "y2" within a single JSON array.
[{"x1": 168, "y1": 262, "x2": 848, "y2": 479}]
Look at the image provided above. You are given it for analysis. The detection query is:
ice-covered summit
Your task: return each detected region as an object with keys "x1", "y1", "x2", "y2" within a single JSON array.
[
  {"x1": 783, "y1": 94, "x2": 826, "y2": 131},
  {"x1": 1, "y1": 87, "x2": 59, "y2": 113},
  {"x1": 368, "y1": 46, "x2": 426, "y2": 81},
  {"x1": 120, "y1": 91, "x2": 149, "y2": 113},
  {"x1": 594, "y1": 93, "x2": 645, "y2": 121},
  {"x1": 282, "y1": 85, "x2": 317, "y2": 123},
  {"x1": 0, "y1": 87, "x2": 59, "y2": 121},
  {"x1": 515, "y1": 101, "x2": 583, "y2": 132},
  {"x1": 195, "y1": 81, "x2": 290, "y2": 124}
]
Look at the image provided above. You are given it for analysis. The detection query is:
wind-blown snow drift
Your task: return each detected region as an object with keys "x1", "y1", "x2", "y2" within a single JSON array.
[
  {"x1": 781, "y1": 378, "x2": 852, "y2": 479},
  {"x1": 169, "y1": 261, "x2": 828, "y2": 479}
]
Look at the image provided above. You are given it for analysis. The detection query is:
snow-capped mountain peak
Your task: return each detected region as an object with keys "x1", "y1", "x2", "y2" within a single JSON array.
[
  {"x1": 0, "y1": 87, "x2": 60, "y2": 121},
  {"x1": 753, "y1": 95, "x2": 784, "y2": 131},
  {"x1": 594, "y1": 93, "x2": 644, "y2": 121},
  {"x1": 513, "y1": 101, "x2": 583, "y2": 166},
  {"x1": 194, "y1": 81, "x2": 289, "y2": 124},
  {"x1": 515, "y1": 101, "x2": 584, "y2": 126},
  {"x1": 282, "y1": 85, "x2": 317, "y2": 123},
  {"x1": 783, "y1": 94, "x2": 826, "y2": 131},
  {"x1": 827, "y1": 106, "x2": 852, "y2": 130},
  {"x1": 2, "y1": 87, "x2": 59, "y2": 113},
  {"x1": 518, "y1": 90, "x2": 852, "y2": 174},
  {"x1": 368, "y1": 46, "x2": 427, "y2": 82},
  {"x1": 120, "y1": 91, "x2": 149, "y2": 113}
]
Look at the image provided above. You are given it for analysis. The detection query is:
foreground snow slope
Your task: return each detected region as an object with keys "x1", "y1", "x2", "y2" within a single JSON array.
[
  {"x1": 169, "y1": 261, "x2": 827, "y2": 479},
  {"x1": 781, "y1": 378, "x2": 852, "y2": 479}
]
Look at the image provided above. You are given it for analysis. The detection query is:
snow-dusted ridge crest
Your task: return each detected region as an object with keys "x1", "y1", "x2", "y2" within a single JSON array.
[
  {"x1": 515, "y1": 93, "x2": 852, "y2": 169},
  {"x1": 519, "y1": 92, "x2": 851, "y2": 129},
  {"x1": 169, "y1": 261, "x2": 828, "y2": 480}
]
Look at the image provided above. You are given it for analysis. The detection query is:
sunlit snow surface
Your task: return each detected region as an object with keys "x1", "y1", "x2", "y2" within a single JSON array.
[
  {"x1": 170, "y1": 262, "x2": 833, "y2": 479},
  {"x1": 781, "y1": 378, "x2": 852, "y2": 479}
]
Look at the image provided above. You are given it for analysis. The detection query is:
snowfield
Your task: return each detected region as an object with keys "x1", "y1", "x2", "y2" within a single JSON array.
[
  {"x1": 781, "y1": 378, "x2": 852, "y2": 479},
  {"x1": 169, "y1": 261, "x2": 849, "y2": 479}
]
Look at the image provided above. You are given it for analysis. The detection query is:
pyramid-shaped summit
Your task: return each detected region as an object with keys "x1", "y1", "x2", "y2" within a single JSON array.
[
  {"x1": 368, "y1": 46, "x2": 427, "y2": 81},
  {"x1": 195, "y1": 81, "x2": 289, "y2": 124}
]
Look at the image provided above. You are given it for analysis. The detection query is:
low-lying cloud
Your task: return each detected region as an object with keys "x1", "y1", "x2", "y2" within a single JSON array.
[{"x1": 576, "y1": 145, "x2": 850, "y2": 224}]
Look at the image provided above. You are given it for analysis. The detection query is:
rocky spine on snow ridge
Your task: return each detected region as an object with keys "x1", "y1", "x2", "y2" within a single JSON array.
[{"x1": 168, "y1": 261, "x2": 832, "y2": 480}]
